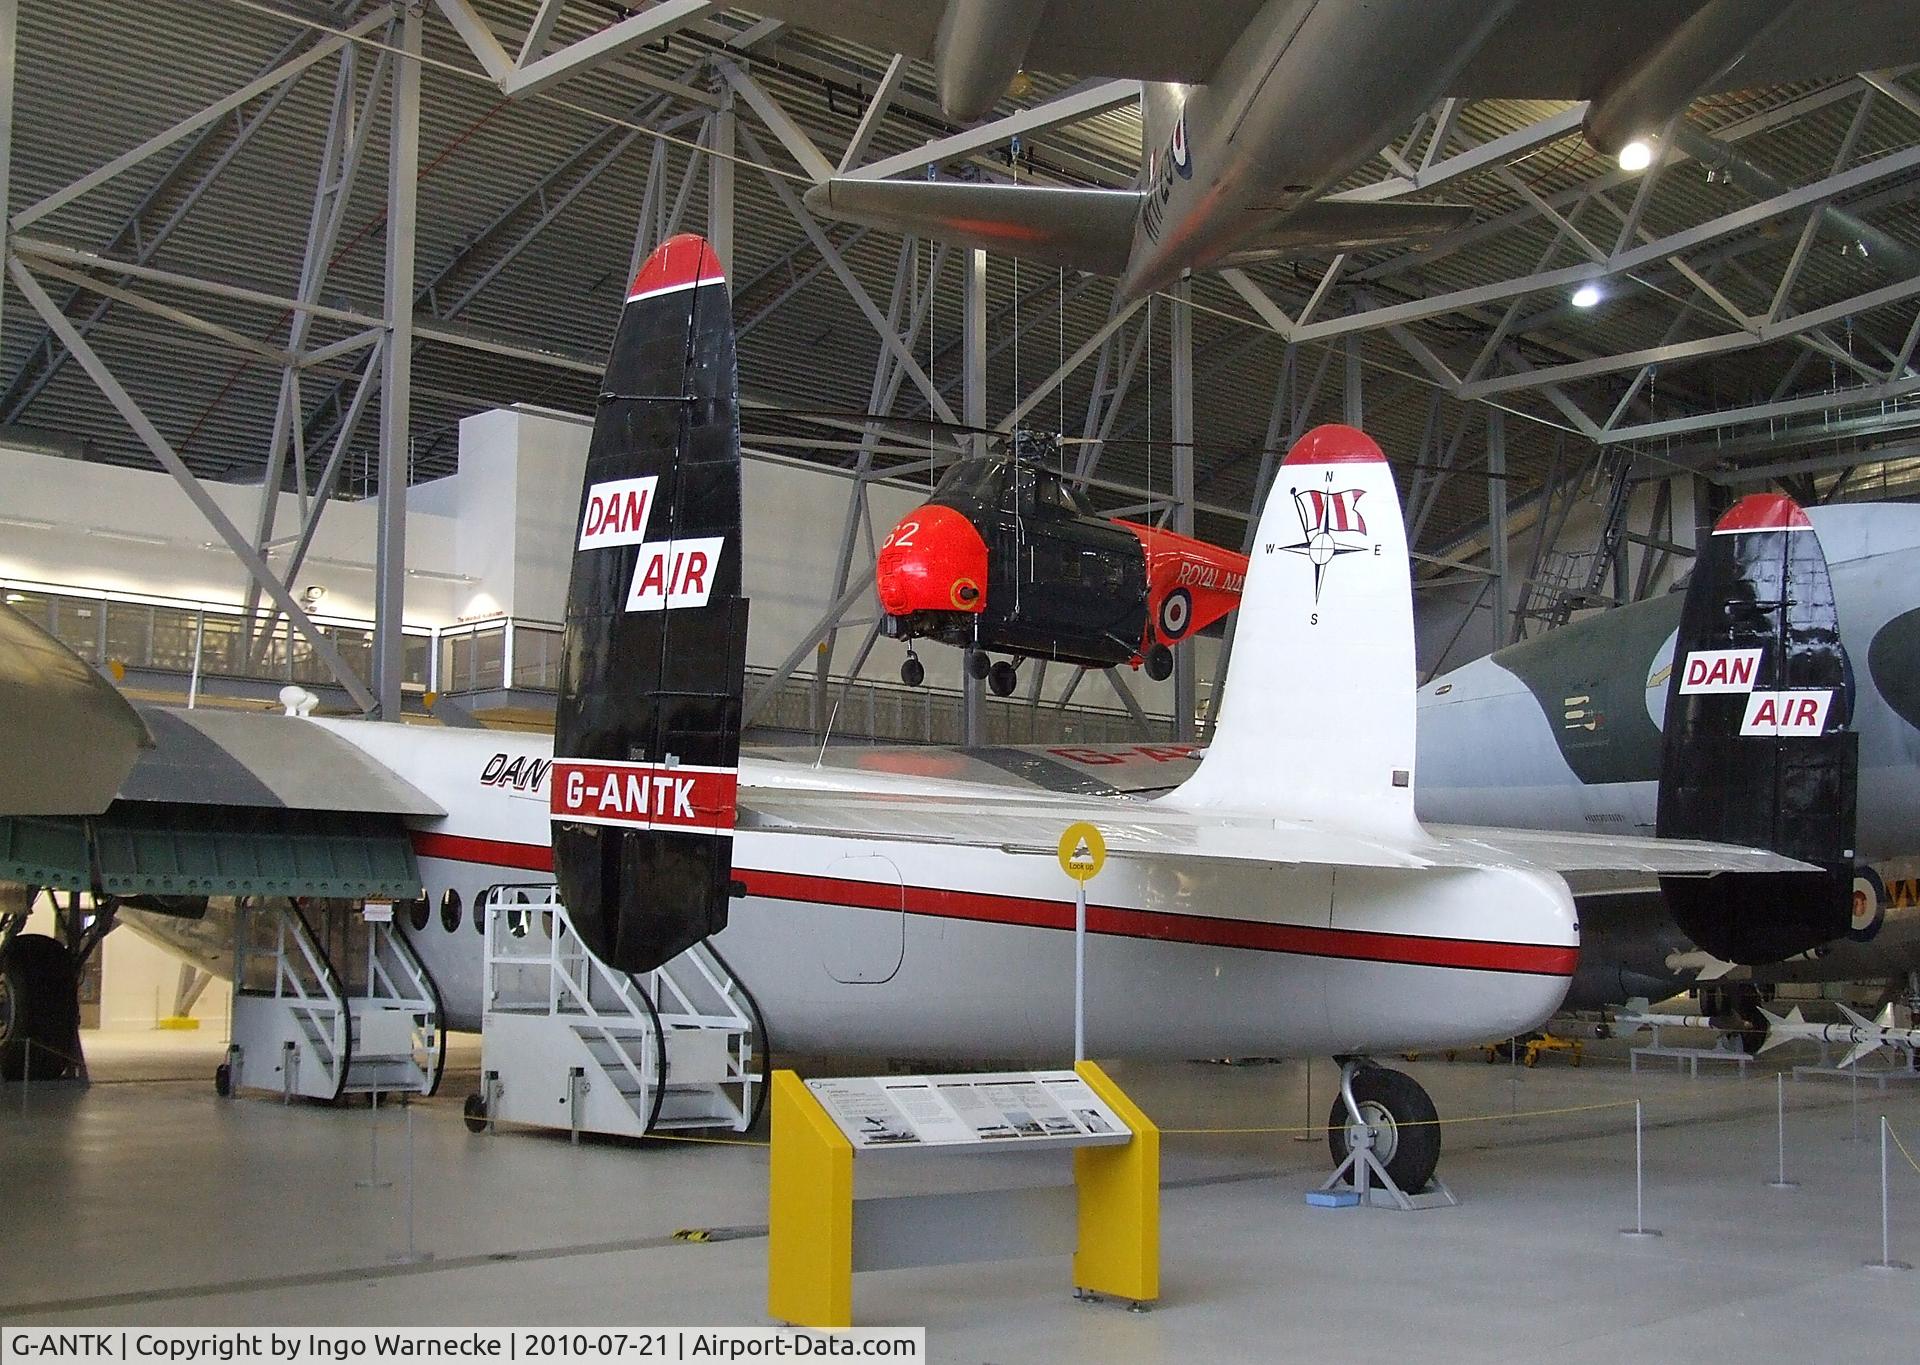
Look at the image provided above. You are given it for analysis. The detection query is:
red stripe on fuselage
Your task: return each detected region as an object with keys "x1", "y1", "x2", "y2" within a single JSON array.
[{"x1": 408, "y1": 831, "x2": 1575, "y2": 977}]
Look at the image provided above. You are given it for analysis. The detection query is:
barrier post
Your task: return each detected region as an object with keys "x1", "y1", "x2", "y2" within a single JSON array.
[
  {"x1": 1867, "y1": 1116, "x2": 1913, "y2": 1271},
  {"x1": 359, "y1": 1089, "x2": 391, "y2": 1189},
  {"x1": 1768, "y1": 1072, "x2": 1798, "y2": 1189},
  {"x1": 767, "y1": 1070, "x2": 853, "y2": 1329},
  {"x1": 1072, "y1": 1061, "x2": 1159, "y2": 1307},
  {"x1": 1620, "y1": 1099, "x2": 1662, "y2": 1238}
]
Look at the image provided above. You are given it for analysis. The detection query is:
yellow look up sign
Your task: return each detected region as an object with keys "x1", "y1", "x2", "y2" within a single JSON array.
[{"x1": 1058, "y1": 821, "x2": 1107, "y2": 881}]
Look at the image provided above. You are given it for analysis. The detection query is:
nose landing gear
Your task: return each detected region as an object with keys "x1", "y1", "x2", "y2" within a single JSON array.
[{"x1": 1321, "y1": 1058, "x2": 1451, "y2": 1208}]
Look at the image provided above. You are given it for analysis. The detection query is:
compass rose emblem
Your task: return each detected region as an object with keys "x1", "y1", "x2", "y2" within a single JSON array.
[{"x1": 1281, "y1": 486, "x2": 1369, "y2": 601}]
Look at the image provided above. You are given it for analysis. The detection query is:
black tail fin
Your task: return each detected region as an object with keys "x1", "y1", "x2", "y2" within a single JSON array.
[
  {"x1": 551, "y1": 233, "x2": 748, "y2": 973},
  {"x1": 1656, "y1": 493, "x2": 1857, "y2": 963}
]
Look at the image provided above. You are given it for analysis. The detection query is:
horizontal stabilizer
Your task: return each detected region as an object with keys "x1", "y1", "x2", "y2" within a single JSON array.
[
  {"x1": 804, "y1": 178, "x2": 1140, "y2": 277},
  {"x1": 1219, "y1": 200, "x2": 1477, "y2": 264}
]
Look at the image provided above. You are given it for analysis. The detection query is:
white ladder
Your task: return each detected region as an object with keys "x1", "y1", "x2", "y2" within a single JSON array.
[
  {"x1": 475, "y1": 884, "x2": 763, "y2": 1139},
  {"x1": 227, "y1": 902, "x2": 443, "y2": 1102}
]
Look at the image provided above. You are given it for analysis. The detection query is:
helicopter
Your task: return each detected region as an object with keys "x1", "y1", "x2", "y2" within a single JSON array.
[{"x1": 876, "y1": 431, "x2": 1249, "y2": 695}]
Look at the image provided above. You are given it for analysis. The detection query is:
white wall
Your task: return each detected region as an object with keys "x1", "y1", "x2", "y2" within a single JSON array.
[{"x1": 0, "y1": 444, "x2": 461, "y2": 625}]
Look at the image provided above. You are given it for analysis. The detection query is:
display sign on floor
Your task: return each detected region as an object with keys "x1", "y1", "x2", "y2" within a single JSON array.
[{"x1": 806, "y1": 1070, "x2": 1131, "y2": 1150}]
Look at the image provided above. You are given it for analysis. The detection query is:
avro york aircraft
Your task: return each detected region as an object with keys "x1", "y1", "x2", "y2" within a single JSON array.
[{"x1": 1, "y1": 234, "x2": 1809, "y2": 1193}]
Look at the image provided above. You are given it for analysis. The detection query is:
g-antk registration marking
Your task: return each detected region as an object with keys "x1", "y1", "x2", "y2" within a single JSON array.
[{"x1": 550, "y1": 758, "x2": 739, "y2": 836}]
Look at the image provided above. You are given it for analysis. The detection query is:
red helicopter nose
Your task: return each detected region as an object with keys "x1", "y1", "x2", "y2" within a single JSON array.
[{"x1": 877, "y1": 504, "x2": 988, "y2": 616}]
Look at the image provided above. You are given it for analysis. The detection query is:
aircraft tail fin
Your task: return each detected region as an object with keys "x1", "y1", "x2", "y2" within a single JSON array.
[
  {"x1": 1656, "y1": 493, "x2": 1857, "y2": 965},
  {"x1": 1163, "y1": 425, "x2": 1417, "y2": 829},
  {"x1": 551, "y1": 233, "x2": 750, "y2": 973}
]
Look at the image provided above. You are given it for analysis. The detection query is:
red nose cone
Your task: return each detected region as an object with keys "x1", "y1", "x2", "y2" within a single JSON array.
[
  {"x1": 877, "y1": 504, "x2": 989, "y2": 616},
  {"x1": 1714, "y1": 492, "x2": 1812, "y2": 535},
  {"x1": 1283, "y1": 423, "x2": 1386, "y2": 466}
]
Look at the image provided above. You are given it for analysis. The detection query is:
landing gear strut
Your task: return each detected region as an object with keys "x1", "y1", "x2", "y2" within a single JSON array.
[{"x1": 1323, "y1": 1059, "x2": 1446, "y2": 1203}]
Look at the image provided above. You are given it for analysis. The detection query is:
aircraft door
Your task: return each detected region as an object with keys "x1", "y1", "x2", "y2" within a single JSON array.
[{"x1": 822, "y1": 854, "x2": 905, "y2": 984}]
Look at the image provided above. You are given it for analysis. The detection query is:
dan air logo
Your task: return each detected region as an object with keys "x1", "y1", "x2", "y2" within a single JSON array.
[
  {"x1": 1280, "y1": 482, "x2": 1370, "y2": 602},
  {"x1": 578, "y1": 477, "x2": 724, "y2": 613}
]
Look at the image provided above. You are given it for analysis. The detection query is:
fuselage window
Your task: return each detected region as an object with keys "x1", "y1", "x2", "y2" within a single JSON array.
[
  {"x1": 440, "y1": 888, "x2": 463, "y2": 933},
  {"x1": 407, "y1": 896, "x2": 431, "y2": 932}
]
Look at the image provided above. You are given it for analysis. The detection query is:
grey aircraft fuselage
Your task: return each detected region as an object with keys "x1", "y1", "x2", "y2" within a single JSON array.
[
  {"x1": 1416, "y1": 502, "x2": 1920, "y2": 1006},
  {"x1": 1120, "y1": 0, "x2": 1517, "y2": 298}
]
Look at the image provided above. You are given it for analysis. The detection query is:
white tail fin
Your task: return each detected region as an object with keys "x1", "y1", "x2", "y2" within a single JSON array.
[{"x1": 1166, "y1": 425, "x2": 1416, "y2": 831}]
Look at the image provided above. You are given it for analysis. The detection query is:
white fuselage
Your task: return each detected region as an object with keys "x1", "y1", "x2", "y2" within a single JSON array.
[{"x1": 266, "y1": 717, "x2": 1577, "y2": 1062}]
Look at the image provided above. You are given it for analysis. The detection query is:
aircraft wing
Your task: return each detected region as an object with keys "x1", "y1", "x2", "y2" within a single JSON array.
[
  {"x1": 744, "y1": 1, "x2": 1269, "y2": 84},
  {"x1": 741, "y1": 783, "x2": 1814, "y2": 878},
  {"x1": 0, "y1": 602, "x2": 149, "y2": 816},
  {"x1": 803, "y1": 179, "x2": 1141, "y2": 276},
  {"x1": 1450, "y1": 1, "x2": 1920, "y2": 99}
]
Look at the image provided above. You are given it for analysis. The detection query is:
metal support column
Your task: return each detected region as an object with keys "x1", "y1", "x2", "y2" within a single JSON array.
[
  {"x1": 961, "y1": 247, "x2": 987, "y2": 746},
  {"x1": 1487, "y1": 408, "x2": 1510, "y2": 647},
  {"x1": 1169, "y1": 279, "x2": 1196, "y2": 740},
  {"x1": 0, "y1": 0, "x2": 15, "y2": 350},
  {"x1": 374, "y1": 6, "x2": 421, "y2": 719},
  {"x1": 708, "y1": 86, "x2": 735, "y2": 282}
]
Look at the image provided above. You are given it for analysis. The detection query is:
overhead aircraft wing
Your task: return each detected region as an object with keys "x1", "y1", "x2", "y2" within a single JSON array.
[
  {"x1": 805, "y1": 180, "x2": 1472, "y2": 277},
  {"x1": 745, "y1": 1, "x2": 1269, "y2": 84},
  {"x1": 803, "y1": 179, "x2": 1141, "y2": 276},
  {"x1": 1448, "y1": 0, "x2": 1920, "y2": 99},
  {"x1": 0, "y1": 601, "x2": 149, "y2": 816},
  {"x1": 1214, "y1": 200, "x2": 1479, "y2": 264}
]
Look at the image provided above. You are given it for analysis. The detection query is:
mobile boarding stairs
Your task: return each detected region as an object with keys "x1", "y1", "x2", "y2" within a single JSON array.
[
  {"x1": 225, "y1": 900, "x2": 445, "y2": 1103},
  {"x1": 468, "y1": 884, "x2": 766, "y2": 1139}
]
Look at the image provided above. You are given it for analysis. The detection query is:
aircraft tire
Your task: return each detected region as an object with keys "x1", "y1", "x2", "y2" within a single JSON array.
[
  {"x1": 0, "y1": 934, "x2": 82, "y2": 1083},
  {"x1": 1144, "y1": 645, "x2": 1173, "y2": 681},
  {"x1": 900, "y1": 656, "x2": 925, "y2": 688},
  {"x1": 988, "y1": 661, "x2": 1018, "y2": 697},
  {"x1": 1326, "y1": 1066, "x2": 1440, "y2": 1193},
  {"x1": 964, "y1": 649, "x2": 990, "y2": 681},
  {"x1": 214, "y1": 1062, "x2": 233, "y2": 1098},
  {"x1": 464, "y1": 1092, "x2": 490, "y2": 1133}
]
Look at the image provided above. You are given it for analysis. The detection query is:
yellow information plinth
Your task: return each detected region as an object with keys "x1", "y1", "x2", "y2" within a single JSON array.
[{"x1": 767, "y1": 1061, "x2": 1158, "y2": 1329}]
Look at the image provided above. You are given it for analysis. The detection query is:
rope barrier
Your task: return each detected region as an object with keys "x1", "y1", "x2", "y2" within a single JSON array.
[
  {"x1": 1158, "y1": 1099, "x2": 1641, "y2": 1137},
  {"x1": 1888, "y1": 1119, "x2": 1920, "y2": 1179}
]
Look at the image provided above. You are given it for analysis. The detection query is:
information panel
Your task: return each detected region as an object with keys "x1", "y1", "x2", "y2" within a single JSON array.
[{"x1": 806, "y1": 1070, "x2": 1132, "y2": 1151}]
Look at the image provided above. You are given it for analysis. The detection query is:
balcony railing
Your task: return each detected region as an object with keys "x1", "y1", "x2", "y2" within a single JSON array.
[{"x1": 6, "y1": 578, "x2": 1178, "y2": 744}]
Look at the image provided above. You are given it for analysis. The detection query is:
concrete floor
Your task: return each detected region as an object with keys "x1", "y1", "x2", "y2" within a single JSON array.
[{"x1": 7, "y1": 1031, "x2": 1920, "y2": 1361}]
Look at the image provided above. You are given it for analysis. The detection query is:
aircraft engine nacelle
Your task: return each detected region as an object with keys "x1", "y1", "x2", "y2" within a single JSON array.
[{"x1": 877, "y1": 504, "x2": 988, "y2": 626}]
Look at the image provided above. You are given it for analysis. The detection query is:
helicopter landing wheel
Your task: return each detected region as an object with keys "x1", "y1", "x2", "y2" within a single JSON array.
[
  {"x1": 988, "y1": 660, "x2": 1018, "y2": 697},
  {"x1": 964, "y1": 648, "x2": 991, "y2": 681},
  {"x1": 900, "y1": 653, "x2": 925, "y2": 688},
  {"x1": 1144, "y1": 644, "x2": 1174, "y2": 681}
]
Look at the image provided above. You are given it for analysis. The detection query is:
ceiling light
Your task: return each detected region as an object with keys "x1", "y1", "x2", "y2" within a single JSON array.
[
  {"x1": 1571, "y1": 283, "x2": 1603, "y2": 309},
  {"x1": 1618, "y1": 139, "x2": 1653, "y2": 173}
]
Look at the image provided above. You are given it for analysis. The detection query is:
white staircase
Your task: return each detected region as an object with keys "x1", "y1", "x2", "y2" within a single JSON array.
[
  {"x1": 227, "y1": 901, "x2": 443, "y2": 1103},
  {"x1": 474, "y1": 884, "x2": 763, "y2": 1139}
]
